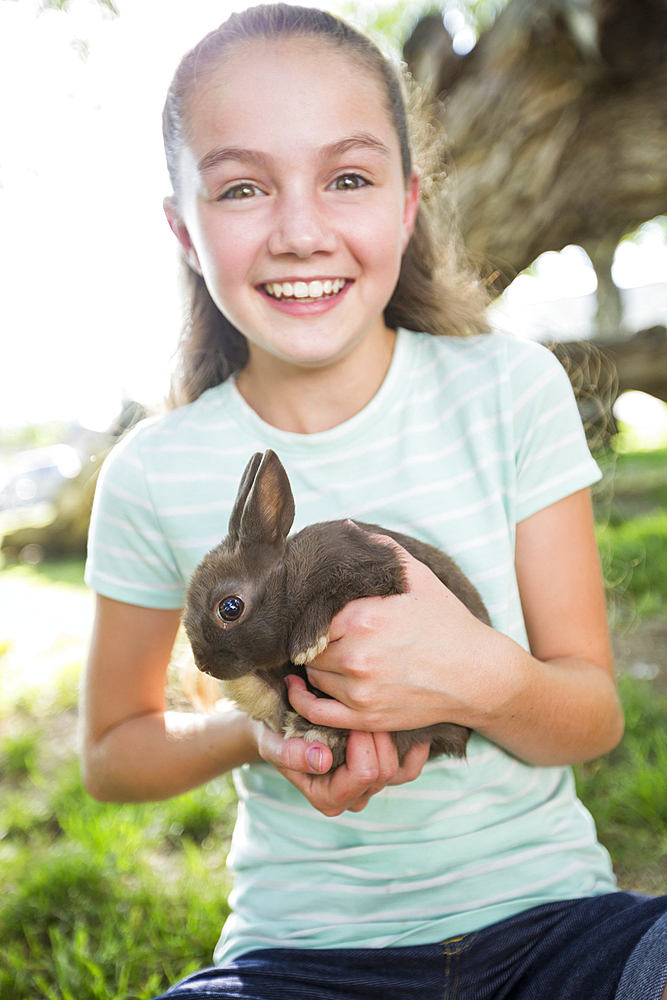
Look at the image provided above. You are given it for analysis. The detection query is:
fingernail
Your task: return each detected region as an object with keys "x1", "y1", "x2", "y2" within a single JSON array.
[{"x1": 307, "y1": 747, "x2": 324, "y2": 773}]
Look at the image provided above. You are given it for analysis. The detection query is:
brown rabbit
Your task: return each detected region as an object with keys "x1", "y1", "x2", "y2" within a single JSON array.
[{"x1": 183, "y1": 450, "x2": 491, "y2": 769}]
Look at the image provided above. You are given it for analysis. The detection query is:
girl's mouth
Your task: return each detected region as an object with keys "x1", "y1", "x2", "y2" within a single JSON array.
[{"x1": 262, "y1": 278, "x2": 347, "y2": 303}]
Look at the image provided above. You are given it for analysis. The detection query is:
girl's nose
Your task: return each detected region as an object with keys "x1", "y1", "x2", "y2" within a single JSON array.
[{"x1": 267, "y1": 195, "x2": 338, "y2": 258}]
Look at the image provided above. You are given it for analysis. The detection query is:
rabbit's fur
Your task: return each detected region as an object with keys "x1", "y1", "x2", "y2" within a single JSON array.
[{"x1": 183, "y1": 450, "x2": 491, "y2": 768}]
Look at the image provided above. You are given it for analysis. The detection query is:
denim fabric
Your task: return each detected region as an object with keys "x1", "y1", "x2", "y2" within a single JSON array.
[
  {"x1": 150, "y1": 893, "x2": 667, "y2": 1000},
  {"x1": 615, "y1": 907, "x2": 667, "y2": 1000}
]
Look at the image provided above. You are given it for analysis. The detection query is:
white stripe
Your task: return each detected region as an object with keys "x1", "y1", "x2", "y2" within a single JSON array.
[
  {"x1": 446, "y1": 524, "x2": 508, "y2": 557},
  {"x1": 157, "y1": 499, "x2": 232, "y2": 517},
  {"x1": 169, "y1": 534, "x2": 227, "y2": 552},
  {"x1": 287, "y1": 405, "x2": 507, "y2": 474},
  {"x1": 296, "y1": 446, "x2": 513, "y2": 510},
  {"x1": 142, "y1": 443, "x2": 252, "y2": 458},
  {"x1": 249, "y1": 837, "x2": 590, "y2": 898},
  {"x1": 93, "y1": 540, "x2": 173, "y2": 568},
  {"x1": 146, "y1": 471, "x2": 242, "y2": 485},
  {"x1": 519, "y1": 461, "x2": 594, "y2": 505},
  {"x1": 469, "y1": 557, "x2": 514, "y2": 585},
  {"x1": 534, "y1": 395, "x2": 571, "y2": 428},
  {"x1": 98, "y1": 511, "x2": 166, "y2": 542},
  {"x1": 407, "y1": 490, "x2": 506, "y2": 530},
  {"x1": 397, "y1": 344, "x2": 506, "y2": 410},
  {"x1": 505, "y1": 340, "x2": 541, "y2": 374},
  {"x1": 105, "y1": 480, "x2": 153, "y2": 511},
  {"x1": 520, "y1": 431, "x2": 581, "y2": 474},
  {"x1": 512, "y1": 366, "x2": 559, "y2": 414},
  {"x1": 244, "y1": 858, "x2": 590, "y2": 927},
  {"x1": 241, "y1": 760, "x2": 524, "y2": 832},
  {"x1": 89, "y1": 568, "x2": 182, "y2": 593}
]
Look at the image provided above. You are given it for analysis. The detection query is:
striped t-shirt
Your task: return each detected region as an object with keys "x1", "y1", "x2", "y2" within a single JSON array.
[{"x1": 85, "y1": 329, "x2": 617, "y2": 961}]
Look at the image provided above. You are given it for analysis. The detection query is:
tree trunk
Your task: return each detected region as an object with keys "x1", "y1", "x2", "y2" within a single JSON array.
[
  {"x1": 550, "y1": 326, "x2": 667, "y2": 447},
  {"x1": 405, "y1": 0, "x2": 667, "y2": 293}
]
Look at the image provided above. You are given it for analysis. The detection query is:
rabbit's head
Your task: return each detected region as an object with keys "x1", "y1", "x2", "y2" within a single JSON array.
[{"x1": 183, "y1": 450, "x2": 296, "y2": 680}]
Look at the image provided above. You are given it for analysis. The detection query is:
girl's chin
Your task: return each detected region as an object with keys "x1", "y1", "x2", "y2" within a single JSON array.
[{"x1": 257, "y1": 346, "x2": 355, "y2": 371}]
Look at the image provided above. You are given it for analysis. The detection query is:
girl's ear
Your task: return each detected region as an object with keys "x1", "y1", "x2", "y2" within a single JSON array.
[
  {"x1": 163, "y1": 196, "x2": 202, "y2": 275},
  {"x1": 401, "y1": 168, "x2": 421, "y2": 254}
]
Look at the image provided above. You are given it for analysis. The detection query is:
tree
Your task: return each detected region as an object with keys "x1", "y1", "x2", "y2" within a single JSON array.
[{"x1": 403, "y1": 0, "x2": 667, "y2": 403}]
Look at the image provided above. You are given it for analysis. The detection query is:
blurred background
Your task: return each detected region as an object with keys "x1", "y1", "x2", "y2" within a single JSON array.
[{"x1": 1, "y1": 1, "x2": 666, "y2": 997}]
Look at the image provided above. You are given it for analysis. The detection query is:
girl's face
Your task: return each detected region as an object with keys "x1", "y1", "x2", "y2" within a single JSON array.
[{"x1": 165, "y1": 38, "x2": 420, "y2": 373}]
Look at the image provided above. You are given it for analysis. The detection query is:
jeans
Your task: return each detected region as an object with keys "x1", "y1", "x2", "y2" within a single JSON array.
[{"x1": 152, "y1": 892, "x2": 667, "y2": 1000}]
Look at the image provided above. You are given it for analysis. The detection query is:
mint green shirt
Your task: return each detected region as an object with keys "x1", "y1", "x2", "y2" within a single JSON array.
[{"x1": 85, "y1": 330, "x2": 616, "y2": 961}]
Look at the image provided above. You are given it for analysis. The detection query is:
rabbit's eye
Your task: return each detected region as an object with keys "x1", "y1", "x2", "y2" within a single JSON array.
[{"x1": 216, "y1": 595, "x2": 245, "y2": 623}]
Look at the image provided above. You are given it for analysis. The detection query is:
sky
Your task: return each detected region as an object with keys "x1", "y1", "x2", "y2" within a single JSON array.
[{"x1": 1, "y1": 0, "x2": 666, "y2": 435}]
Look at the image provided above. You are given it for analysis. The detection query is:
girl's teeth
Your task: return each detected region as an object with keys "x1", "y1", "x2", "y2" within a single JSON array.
[{"x1": 265, "y1": 279, "x2": 345, "y2": 300}]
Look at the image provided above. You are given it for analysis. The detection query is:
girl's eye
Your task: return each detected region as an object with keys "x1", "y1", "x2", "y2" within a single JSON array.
[
  {"x1": 331, "y1": 174, "x2": 368, "y2": 191},
  {"x1": 220, "y1": 183, "x2": 263, "y2": 200}
]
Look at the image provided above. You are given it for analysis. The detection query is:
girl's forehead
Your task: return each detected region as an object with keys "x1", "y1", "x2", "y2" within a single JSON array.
[{"x1": 182, "y1": 37, "x2": 397, "y2": 155}]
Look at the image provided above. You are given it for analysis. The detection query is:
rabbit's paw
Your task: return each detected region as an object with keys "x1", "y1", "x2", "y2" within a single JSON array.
[
  {"x1": 291, "y1": 632, "x2": 330, "y2": 665},
  {"x1": 283, "y1": 712, "x2": 347, "y2": 769}
]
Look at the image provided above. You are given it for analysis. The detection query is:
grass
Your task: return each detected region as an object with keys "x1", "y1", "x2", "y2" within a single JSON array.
[
  {"x1": 1, "y1": 447, "x2": 666, "y2": 998},
  {"x1": 575, "y1": 677, "x2": 667, "y2": 893},
  {"x1": 0, "y1": 562, "x2": 236, "y2": 1000},
  {"x1": 0, "y1": 682, "x2": 237, "y2": 999},
  {"x1": 595, "y1": 446, "x2": 667, "y2": 621}
]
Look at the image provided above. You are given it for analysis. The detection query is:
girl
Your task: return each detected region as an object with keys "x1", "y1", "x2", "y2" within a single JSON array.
[{"x1": 80, "y1": 5, "x2": 667, "y2": 998}]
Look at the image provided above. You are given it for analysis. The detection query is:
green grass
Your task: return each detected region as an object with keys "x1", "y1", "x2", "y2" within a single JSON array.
[
  {"x1": 575, "y1": 677, "x2": 667, "y2": 893},
  {"x1": 0, "y1": 701, "x2": 237, "y2": 1000},
  {"x1": 595, "y1": 446, "x2": 667, "y2": 621},
  {"x1": 0, "y1": 447, "x2": 666, "y2": 997},
  {"x1": 0, "y1": 555, "x2": 87, "y2": 588}
]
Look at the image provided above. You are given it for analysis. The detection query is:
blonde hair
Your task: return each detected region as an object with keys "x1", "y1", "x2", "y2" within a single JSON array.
[{"x1": 163, "y1": 3, "x2": 489, "y2": 407}]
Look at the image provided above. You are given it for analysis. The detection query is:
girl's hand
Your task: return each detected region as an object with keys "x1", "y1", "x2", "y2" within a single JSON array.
[
  {"x1": 285, "y1": 491, "x2": 624, "y2": 768},
  {"x1": 285, "y1": 537, "x2": 492, "y2": 736},
  {"x1": 255, "y1": 723, "x2": 430, "y2": 816}
]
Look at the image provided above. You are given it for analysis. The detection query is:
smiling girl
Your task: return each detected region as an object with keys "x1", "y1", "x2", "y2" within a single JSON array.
[{"x1": 80, "y1": 5, "x2": 667, "y2": 999}]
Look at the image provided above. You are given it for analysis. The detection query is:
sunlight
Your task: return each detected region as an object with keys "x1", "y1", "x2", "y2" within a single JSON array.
[{"x1": 613, "y1": 391, "x2": 667, "y2": 451}]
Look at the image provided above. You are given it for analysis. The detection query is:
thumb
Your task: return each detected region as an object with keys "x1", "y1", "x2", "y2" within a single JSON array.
[{"x1": 256, "y1": 723, "x2": 333, "y2": 775}]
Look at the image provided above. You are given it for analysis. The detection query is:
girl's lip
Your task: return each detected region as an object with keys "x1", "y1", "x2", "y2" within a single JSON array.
[{"x1": 256, "y1": 279, "x2": 352, "y2": 313}]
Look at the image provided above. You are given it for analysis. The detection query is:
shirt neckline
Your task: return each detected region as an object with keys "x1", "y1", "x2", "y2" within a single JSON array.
[{"x1": 224, "y1": 328, "x2": 416, "y2": 455}]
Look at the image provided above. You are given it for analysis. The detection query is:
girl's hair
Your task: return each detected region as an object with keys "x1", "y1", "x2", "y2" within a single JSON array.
[{"x1": 163, "y1": 3, "x2": 490, "y2": 407}]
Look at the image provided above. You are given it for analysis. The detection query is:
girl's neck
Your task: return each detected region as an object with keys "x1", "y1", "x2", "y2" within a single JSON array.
[{"x1": 235, "y1": 328, "x2": 398, "y2": 435}]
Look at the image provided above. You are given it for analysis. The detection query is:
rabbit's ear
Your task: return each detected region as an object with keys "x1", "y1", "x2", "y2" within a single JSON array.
[
  {"x1": 228, "y1": 452, "x2": 263, "y2": 546},
  {"x1": 238, "y1": 450, "x2": 295, "y2": 549}
]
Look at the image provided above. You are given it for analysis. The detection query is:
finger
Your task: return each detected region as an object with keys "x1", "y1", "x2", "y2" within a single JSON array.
[
  {"x1": 256, "y1": 723, "x2": 333, "y2": 775},
  {"x1": 285, "y1": 674, "x2": 364, "y2": 730},
  {"x1": 336, "y1": 732, "x2": 400, "y2": 807},
  {"x1": 344, "y1": 731, "x2": 398, "y2": 795},
  {"x1": 275, "y1": 733, "x2": 397, "y2": 817},
  {"x1": 371, "y1": 731, "x2": 402, "y2": 784},
  {"x1": 387, "y1": 741, "x2": 431, "y2": 785}
]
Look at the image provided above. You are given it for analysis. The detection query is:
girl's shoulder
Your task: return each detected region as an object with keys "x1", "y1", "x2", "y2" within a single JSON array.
[
  {"x1": 412, "y1": 329, "x2": 558, "y2": 367},
  {"x1": 109, "y1": 382, "x2": 234, "y2": 458},
  {"x1": 406, "y1": 329, "x2": 568, "y2": 395}
]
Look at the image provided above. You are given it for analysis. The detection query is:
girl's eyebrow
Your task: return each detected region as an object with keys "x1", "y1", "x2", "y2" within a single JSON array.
[
  {"x1": 323, "y1": 133, "x2": 392, "y2": 161},
  {"x1": 197, "y1": 132, "x2": 391, "y2": 175},
  {"x1": 198, "y1": 147, "x2": 269, "y2": 174}
]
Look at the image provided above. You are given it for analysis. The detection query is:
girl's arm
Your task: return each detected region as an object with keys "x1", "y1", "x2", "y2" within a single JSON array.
[
  {"x1": 286, "y1": 488, "x2": 624, "y2": 767},
  {"x1": 79, "y1": 595, "x2": 257, "y2": 802}
]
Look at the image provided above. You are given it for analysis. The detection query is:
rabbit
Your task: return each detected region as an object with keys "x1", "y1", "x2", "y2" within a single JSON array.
[{"x1": 183, "y1": 449, "x2": 491, "y2": 769}]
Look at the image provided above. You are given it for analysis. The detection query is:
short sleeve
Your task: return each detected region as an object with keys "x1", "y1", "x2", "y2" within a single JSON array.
[
  {"x1": 507, "y1": 340, "x2": 602, "y2": 523},
  {"x1": 84, "y1": 423, "x2": 186, "y2": 609}
]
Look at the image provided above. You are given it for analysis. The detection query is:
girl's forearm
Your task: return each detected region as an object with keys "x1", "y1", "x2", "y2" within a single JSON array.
[
  {"x1": 80, "y1": 707, "x2": 260, "y2": 803},
  {"x1": 468, "y1": 628, "x2": 624, "y2": 766}
]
